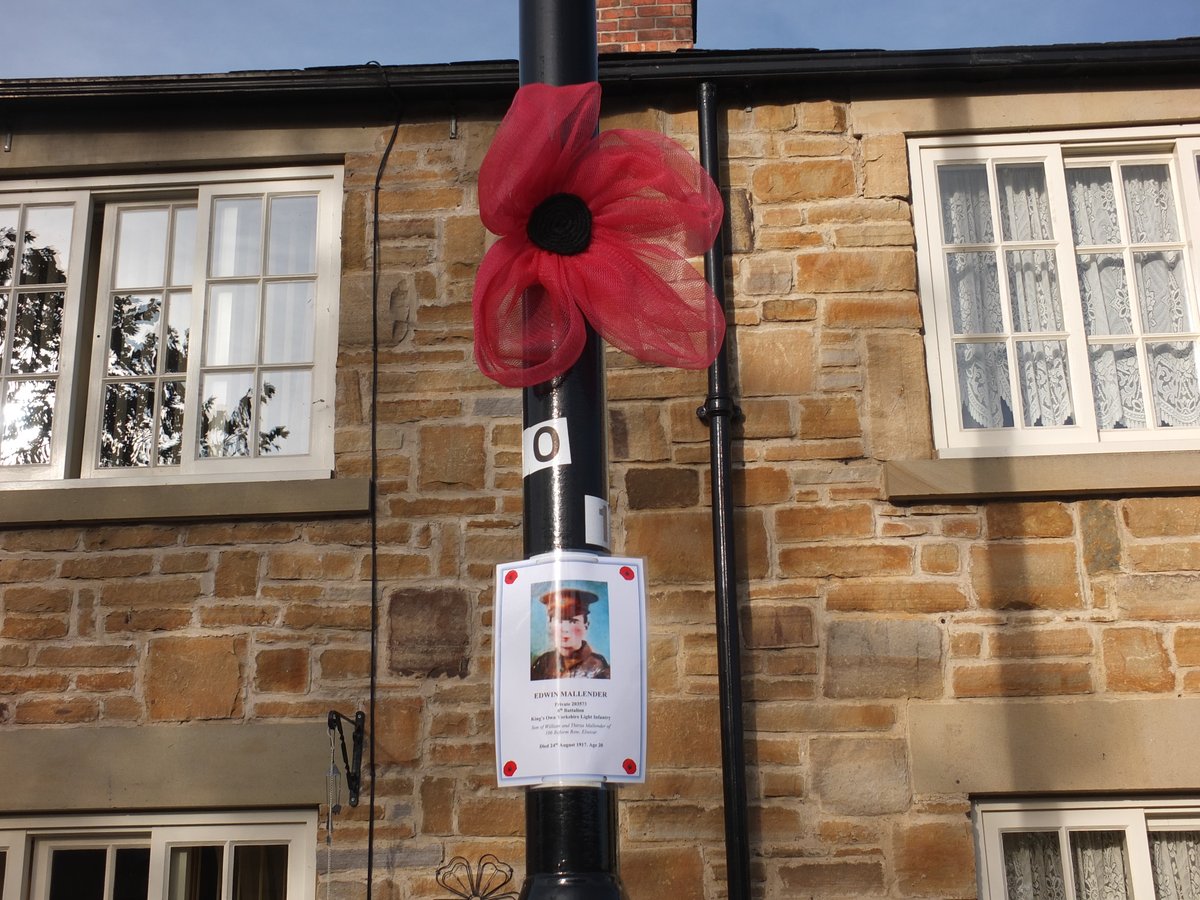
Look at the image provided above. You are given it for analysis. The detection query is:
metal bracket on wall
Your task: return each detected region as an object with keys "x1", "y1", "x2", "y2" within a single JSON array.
[{"x1": 326, "y1": 709, "x2": 366, "y2": 807}]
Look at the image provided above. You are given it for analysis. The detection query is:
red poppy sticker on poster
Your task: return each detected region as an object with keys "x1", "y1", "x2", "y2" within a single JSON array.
[{"x1": 493, "y1": 551, "x2": 647, "y2": 786}]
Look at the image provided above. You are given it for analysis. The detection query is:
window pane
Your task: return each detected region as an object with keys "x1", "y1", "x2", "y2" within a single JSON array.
[
  {"x1": 210, "y1": 198, "x2": 263, "y2": 278},
  {"x1": 1149, "y1": 831, "x2": 1200, "y2": 900},
  {"x1": 114, "y1": 207, "x2": 169, "y2": 290},
  {"x1": 1, "y1": 379, "x2": 54, "y2": 465},
  {"x1": 1089, "y1": 343, "x2": 1146, "y2": 430},
  {"x1": 114, "y1": 847, "x2": 151, "y2": 900},
  {"x1": 169, "y1": 846, "x2": 223, "y2": 900},
  {"x1": 1078, "y1": 254, "x2": 1133, "y2": 336},
  {"x1": 233, "y1": 845, "x2": 288, "y2": 900},
  {"x1": 997, "y1": 164, "x2": 1052, "y2": 241},
  {"x1": 159, "y1": 380, "x2": 185, "y2": 466},
  {"x1": 1149, "y1": 341, "x2": 1200, "y2": 428},
  {"x1": 206, "y1": 283, "x2": 259, "y2": 366},
  {"x1": 165, "y1": 292, "x2": 191, "y2": 373},
  {"x1": 263, "y1": 281, "x2": 314, "y2": 364},
  {"x1": 1070, "y1": 831, "x2": 1132, "y2": 900},
  {"x1": 0, "y1": 292, "x2": 7, "y2": 354},
  {"x1": 199, "y1": 371, "x2": 254, "y2": 458},
  {"x1": 1122, "y1": 164, "x2": 1180, "y2": 243},
  {"x1": 1134, "y1": 251, "x2": 1191, "y2": 334},
  {"x1": 1067, "y1": 167, "x2": 1122, "y2": 246},
  {"x1": 258, "y1": 370, "x2": 311, "y2": 456},
  {"x1": 1017, "y1": 340, "x2": 1073, "y2": 427},
  {"x1": 0, "y1": 207, "x2": 16, "y2": 286},
  {"x1": 956, "y1": 342, "x2": 1013, "y2": 429},
  {"x1": 948, "y1": 251, "x2": 1003, "y2": 334},
  {"x1": 1007, "y1": 250, "x2": 1064, "y2": 332},
  {"x1": 48, "y1": 848, "x2": 107, "y2": 900},
  {"x1": 170, "y1": 206, "x2": 197, "y2": 287},
  {"x1": 939, "y1": 164, "x2": 994, "y2": 244},
  {"x1": 100, "y1": 382, "x2": 155, "y2": 468},
  {"x1": 1002, "y1": 831, "x2": 1065, "y2": 900},
  {"x1": 109, "y1": 294, "x2": 161, "y2": 376},
  {"x1": 267, "y1": 195, "x2": 317, "y2": 276},
  {"x1": 11, "y1": 291, "x2": 63, "y2": 374},
  {"x1": 20, "y1": 206, "x2": 73, "y2": 286}
]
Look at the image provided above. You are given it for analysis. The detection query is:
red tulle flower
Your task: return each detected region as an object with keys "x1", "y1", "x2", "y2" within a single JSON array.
[{"x1": 473, "y1": 81, "x2": 726, "y2": 388}]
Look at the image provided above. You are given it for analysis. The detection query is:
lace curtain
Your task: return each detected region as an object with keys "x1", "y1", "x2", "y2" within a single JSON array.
[
  {"x1": 1151, "y1": 832, "x2": 1200, "y2": 900},
  {"x1": 1002, "y1": 831, "x2": 1132, "y2": 900},
  {"x1": 1067, "y1": 164, "x2": 1200, "y2": 429},
  {"x1": 940, "y1": 164, "x2": 1072, "y2": 429}
]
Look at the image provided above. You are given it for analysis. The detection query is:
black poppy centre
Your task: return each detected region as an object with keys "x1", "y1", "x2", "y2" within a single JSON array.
[{"x1": 527, "y1": 193, "x2": 592, "y2": 255}]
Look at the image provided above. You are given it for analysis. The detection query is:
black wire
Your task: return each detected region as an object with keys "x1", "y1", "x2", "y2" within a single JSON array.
[{"x1": 366, "y1": 59, "x2": 402, "y2": 900}]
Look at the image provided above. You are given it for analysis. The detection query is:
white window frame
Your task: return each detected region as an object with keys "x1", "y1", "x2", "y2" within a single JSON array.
[
  {"x1": 975, "y1": 797, "x2": 1200, "y2": 900},
  {"x1": 911, "y1": 126, "x2": 1200, "y2": 458},
  {"x1": 0, "y1": 166, "x2": 342, "y2": 488},
  {"x1": 0, "y1": 809, "x2": 316, "y2": 900}
]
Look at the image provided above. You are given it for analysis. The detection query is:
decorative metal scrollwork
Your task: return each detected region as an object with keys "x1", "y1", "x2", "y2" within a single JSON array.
[{"x1": 435, "y1": 854, "x2": 518, "y2": 900}]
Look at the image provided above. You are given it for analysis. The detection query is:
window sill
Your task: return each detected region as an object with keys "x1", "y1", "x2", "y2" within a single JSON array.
[
  {"x1": 885, "y1": 450, "x2": 1200, "y2": 502},
  {"x1": 0, "y1": 477, "x2": 370, "y2": 527}
]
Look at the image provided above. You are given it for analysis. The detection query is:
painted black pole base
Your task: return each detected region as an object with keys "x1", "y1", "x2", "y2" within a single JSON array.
[
  {"x1": 520, "y1": 785, "x2": 627, "y2": 900},
  {"x1": 519, "y1": 873, "x2": 628, "y2": 900}
]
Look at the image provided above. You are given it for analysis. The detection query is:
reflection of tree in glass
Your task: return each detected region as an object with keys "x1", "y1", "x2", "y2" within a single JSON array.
[
  {"x1": 108, "y1": 295, "x2": 159, "y2": 376},
  {"x1": 100, "y1": 382, "x2": 154, "y2": 467},
  {"x1": 0, "y1": 225, "x2": 66, "y2": 466},
  {"x1": 0, "y1": 226, "x2": 15, "y2": 285},
  {"x1": 1, "y1": 381, "x2": 54, "y2": 465},
  {"x1": 0, "y1": 228, "x2": 68, "y2": 285},
  {"x1": 199, "y1": 382, "x2": 289, "y2": 458}
]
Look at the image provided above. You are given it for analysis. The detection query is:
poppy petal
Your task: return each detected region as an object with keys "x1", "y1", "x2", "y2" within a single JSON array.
[
  {"x1": 472, "y1": 234, "x2": 588, "y2": 387},
  {"x1": 574, "y1": 231, "x2": 725, "y2": 370},
  {"x1": 567, "y1": 128, "x2": 723, "y2": 257},
  {"x1": 478, "y1": 82, "x2": 601, "y2": 237}
]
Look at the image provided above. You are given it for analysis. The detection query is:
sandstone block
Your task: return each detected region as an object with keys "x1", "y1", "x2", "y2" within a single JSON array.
[
  {"x1": 861, "y1": 132, "x2": 911, "y2": 199},
  {"x1": 625, "y1": 467, "x2": 700, "y2": 510},
  {"x1": 735, "y1": 328, "x2": 815, "y2": 397},
  {"x1": 810, "y1": 736, "x2": 910, "y2": 814},
  {"x1": 419, "y1": 425, "x2": 486, "y2": 490},
  {"x1": 741, "y1": 602, "x2": 815, "y2": 649},
  {"x1": 1122, "y1": 496, "x2": 1200, "y2": 537},
  {"x1": 388, "y1": 588, "x2": 471, "y2": 677},
  {"x1": 776, "y1": 504, "x2": 874, "y2": 542},
  {"x1": 254, "y1": 647, "x2": 309, "y2": 694},
  {"x1": 894, "y1": 820, "x2": 977, "y2": 897},
  {"x1": 796, "y1": 248, "x2": 916, "y2": 293},
  {"x1": 1102, "y1": 627, "x2": 1173, "y2": 692},
  {"x1": 647, "y1": 697, "x2": 721, "y2": 767},
  {"x1": 970, "y1": 543, "x2": 1083, "y2": 610},
  {"x1": 780, "y1": 860, "x2": 885, "y2": 895},
  {"x1": 825, "y1": 619, "x2": 942, "y2": 699},
  {"x1": 780, "y1": 544, "x2": 912, "y2": 579},
  {"x1": 375, "y1": 697, "x2": 423, "y2": 765},
  {"x1": 622, "y1": 847, "x2": 705, "y2": 900},
  {"x1": 864, "y1": 331, "x2": 932, "y2": 459},
  {"x1": 752, "y1": 160, "x2": 856, "y2": 203},
  {"x1": 952, "y1": 661, "x2": 1092, "y2": 698},
  {"x1": 826, "y1": 580, "x2": 968, "y2": 614},
  {"x1": 986, "y1": 502, "x2": 1074, "y2": 538},
  {"x1": 609, "y1": 405, "x2": 670, "y2": 460},
  {"x1": 624, "y1": 509, "x2": 769, "y2": 582},
  {"x1": 145, "y1": 636, "x2": 244, "y2": 721}
]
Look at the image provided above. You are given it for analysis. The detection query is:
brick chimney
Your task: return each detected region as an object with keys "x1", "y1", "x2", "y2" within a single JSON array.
[{"x1": 597, "y1": 0, "x2": 696, "y2": 53}]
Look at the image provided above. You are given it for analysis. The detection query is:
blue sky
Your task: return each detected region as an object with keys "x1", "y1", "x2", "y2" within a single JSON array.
[{"x1": 3, "y1": 0, "x2": 1199, "y2": 79}]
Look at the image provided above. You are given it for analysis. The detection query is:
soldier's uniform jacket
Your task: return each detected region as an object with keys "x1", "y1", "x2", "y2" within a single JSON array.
[{"x1": 531, "y1": 641, "x2": 611, "y2": 680}]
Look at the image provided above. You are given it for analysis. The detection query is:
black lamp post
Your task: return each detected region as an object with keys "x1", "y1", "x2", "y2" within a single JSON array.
[{"x1": 516, "y1": 3, "x2": 627, "y2": 899}]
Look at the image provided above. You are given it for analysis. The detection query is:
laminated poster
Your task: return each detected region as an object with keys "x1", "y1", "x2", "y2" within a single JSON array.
[{"x1": 493, "y1": 551, "x2": 647, "y2": 786}]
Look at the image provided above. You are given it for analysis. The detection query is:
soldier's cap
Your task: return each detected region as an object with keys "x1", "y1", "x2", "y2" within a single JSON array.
[{"x1": 538, "y1": 587, "x2": 599, "y2": 621}]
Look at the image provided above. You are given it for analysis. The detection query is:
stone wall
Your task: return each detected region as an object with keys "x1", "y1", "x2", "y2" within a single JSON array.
[{"x1": 3, "y1": 84, "x2": 1200, "y2": 900}]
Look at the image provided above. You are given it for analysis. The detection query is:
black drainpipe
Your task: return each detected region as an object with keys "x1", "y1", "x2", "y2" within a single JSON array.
[{"x1": 696, "y1": 81, "x2": 752, "y2": 900}]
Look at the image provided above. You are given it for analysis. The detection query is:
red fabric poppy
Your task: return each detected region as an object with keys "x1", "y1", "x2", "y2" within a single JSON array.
[{"x1": 473, "y1": 81, "x2": 726, "y2": 388}]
